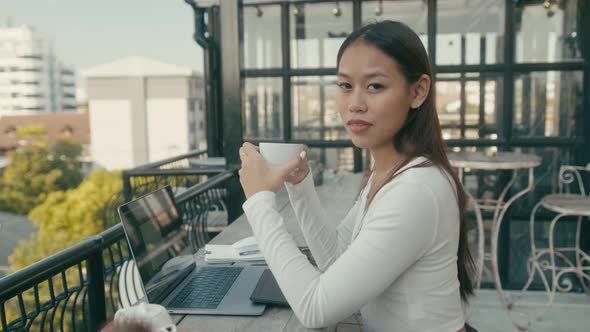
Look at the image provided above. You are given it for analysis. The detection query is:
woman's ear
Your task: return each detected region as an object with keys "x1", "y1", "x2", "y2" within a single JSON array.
[{"x1": 410, "y1": 74, "x2": 431, "y2": 109}]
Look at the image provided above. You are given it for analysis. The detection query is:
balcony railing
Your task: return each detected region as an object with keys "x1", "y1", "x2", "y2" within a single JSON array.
[
  {"x1": 122, "y1": 149, "x2": 218, "y2": 202},
  {"x1": 0, "y1": 169, "x2": 238, "y2": 332}
]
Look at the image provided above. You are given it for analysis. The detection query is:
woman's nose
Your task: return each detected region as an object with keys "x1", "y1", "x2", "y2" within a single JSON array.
[
  {"x1": 347, "y1": 89, "x2": 367, "y2": 113},
  {"x1": 348, "y1": 102, "x2": 368, "y2": 113}
]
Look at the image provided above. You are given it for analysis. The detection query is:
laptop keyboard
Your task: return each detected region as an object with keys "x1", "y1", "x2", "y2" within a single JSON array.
[{"x1": 168, "y1": 266, "x2": 244, "y2": 309}]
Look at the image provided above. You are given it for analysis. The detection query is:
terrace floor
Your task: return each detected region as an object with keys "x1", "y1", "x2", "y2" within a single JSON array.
[{"x1": 467, "y1": 289, "x2": 589, "y2": 332}]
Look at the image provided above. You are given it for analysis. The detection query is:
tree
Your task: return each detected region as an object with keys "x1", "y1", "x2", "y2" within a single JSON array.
[
  {"x1": 0, "y1": 138, "x2": 83, "y2": 214},
  {"x1": 6, "y1": 170, "x2": 122, "y2": 330},
  {"x1": 50, "y1": 138, "x2": 84, "y2": 189},
  {"x1": 9, "y1": 169, "x2": 122, "y2": 269}
]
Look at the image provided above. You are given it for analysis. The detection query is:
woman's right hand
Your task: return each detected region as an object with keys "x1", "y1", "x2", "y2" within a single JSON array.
[{"x1": 285, "y1": 148, "x2": 309, "y2": 185}]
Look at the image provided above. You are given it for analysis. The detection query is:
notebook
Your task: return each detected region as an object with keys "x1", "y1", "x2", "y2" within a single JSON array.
[{"x1": 204, "y1": 244, "x2": 265, "y2": 264}]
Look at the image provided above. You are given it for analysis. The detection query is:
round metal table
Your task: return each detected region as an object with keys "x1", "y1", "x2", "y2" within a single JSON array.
[{"x1": 448, "y1": 151, "x2": 542, "y2": 314}]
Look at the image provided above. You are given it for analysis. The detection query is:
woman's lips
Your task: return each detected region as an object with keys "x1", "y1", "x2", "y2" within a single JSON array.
[
  {"x1": 347, "y1": 123, "x2": 372, "y2": 133},
  {"x1": 346, "y1": 120, "x2": 372, "y2": 133}
]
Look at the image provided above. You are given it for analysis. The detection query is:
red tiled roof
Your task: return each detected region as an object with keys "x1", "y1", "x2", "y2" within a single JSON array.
[{"x1": 0, "y1": 112, "x2": 90, "y2": 150}]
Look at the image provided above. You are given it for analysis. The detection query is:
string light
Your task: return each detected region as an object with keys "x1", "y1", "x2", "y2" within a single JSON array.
[
  {"x1": 254, "y1": 5, "x2": 263, "y2": 18},
  {"x1": 375, "y1": 0, "x2": 383, "y2": 16},
  {"x1": 332, "y1": 1, "x2": 342, "y2": 17}
]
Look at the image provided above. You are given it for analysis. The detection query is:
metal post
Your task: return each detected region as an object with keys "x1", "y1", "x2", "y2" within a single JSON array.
[
  {"x1": 185, "y1": 0, "x2": 221, "y2": 157},
  {"x1": 87, "y1": 238, "x2": 106, "y2": 332},
  {"x1": 498, "y1": 0, "x2": 516, "y2": 287},
  {"x1": 281, "y1": 2, "x2": 292, "y2": 141},
  {"x1": 459, "y1": 35, "x2": 466, "y2": 138},
  {"x1": 352, "y1": 0, "x2": 361, "y2": 30},
  {"x1": 353, "y1": 147, "x2": 363, "y2": 173},
  {"x1": 478, "y1": 36, "x2": 486, "y2": 137},
  {"x1": 122, "y1": 171, "x2": 132, "y2": 203},
  {"x1": 220, "y1": 0, "x2": 244, "y2": 167},
  {"x1": 427, "y1": 0, "x2": 436, "y2": 68},
  {"x1": 580, "y1": 0, "x2": 590, "y2": 165},
  {"x1": 501, "y1": 0, "x2": 515, "y2": 150},
  {"x1": 226, "y1": 171, "x2": 245, "y2": 224}
]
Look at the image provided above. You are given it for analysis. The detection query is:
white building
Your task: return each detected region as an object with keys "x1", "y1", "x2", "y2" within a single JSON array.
[
  {"x1": 83, "y1": 56, "x2": 206, "y2": 170},
  {"x1": 0, "y1": 25, "x2": 76, "y2": 115}
]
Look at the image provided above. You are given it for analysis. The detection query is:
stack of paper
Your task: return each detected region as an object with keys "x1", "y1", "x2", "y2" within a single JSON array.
[{"x1": 204, "y1": 244, "x2": 265, "y2": 264}]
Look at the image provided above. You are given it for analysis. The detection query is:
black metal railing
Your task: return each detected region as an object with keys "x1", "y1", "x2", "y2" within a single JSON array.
[
  {"x1": 122, "y1": 149, "x2": 222, "y2": 203},
  {"x1": 0, "y1": 170, "x2": 238, "y2": 332}
]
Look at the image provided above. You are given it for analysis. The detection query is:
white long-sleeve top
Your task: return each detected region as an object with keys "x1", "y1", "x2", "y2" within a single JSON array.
[{"x1": 242, "y1": 157, "x2": 465, "y2": 332}]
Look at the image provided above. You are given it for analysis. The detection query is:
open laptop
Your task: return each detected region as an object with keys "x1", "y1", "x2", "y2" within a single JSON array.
[{"x1": 118, "y1": 185, "x2": 266, "y2": 315}]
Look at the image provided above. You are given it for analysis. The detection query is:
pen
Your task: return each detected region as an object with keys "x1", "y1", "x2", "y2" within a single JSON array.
[{"x1": 239, "y1": 250, "x2": 260, "y2": 256}]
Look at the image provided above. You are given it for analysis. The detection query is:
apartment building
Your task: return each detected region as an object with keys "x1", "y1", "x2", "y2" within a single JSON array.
[
  {"x1": 0, "y1": 25, "x2": 75, "y2": 116},
  {"x1": 84, "y1": 56, "x2": 206, "y2": 170}
]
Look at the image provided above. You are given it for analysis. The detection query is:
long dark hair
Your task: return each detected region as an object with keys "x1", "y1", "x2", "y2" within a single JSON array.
[{"x1": 337, "y1": 21, "x2": 475, "y2": 301}]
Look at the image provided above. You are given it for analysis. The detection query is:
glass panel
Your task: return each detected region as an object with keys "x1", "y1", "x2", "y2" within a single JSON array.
[
  {"x1": 515, "y1": 0, "x2": 582, "y2": 63},
  {"x1": 513, "y1": 71, "x2": 583, "y2": 138},
  {"x1": 243, "y1": 5, "x2": 282, "y2": 69},
  {"x1": 437, "y1": 73, "x2": 502, "y2": 140},
  {"x1": 308, "y1": 147, "x2": 354, "y2": 171},
  {"x1": 436, "y1": 77, "x2": 461, "y2": 139},
  {"x1": 361, "y1": 0, "x2": 428, "y2": 50},
  {"x1": 291, "y1": 76, "x2": 343, "y2": 140},
  {"x1": 436, "y1": 0, "x2": 505, "y2": 65},
  {"x1": 290, "y1": 2, "x2": 353, "y2": 68},
  {"x1": 243, "y1": 77, "x2": 283, "y2": 139}
]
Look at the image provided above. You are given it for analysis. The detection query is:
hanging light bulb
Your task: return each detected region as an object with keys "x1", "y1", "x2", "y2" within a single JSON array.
[
  {"x1": 293, "y1": 5, "x2": 303, "y2": 17},
  {"x1": 543, "y1": 0, "x2": 551, "y2": 9},
  {"x1": 375, "y1": 0, "x2": 383, "y2": 16},
  {"x1": 333, "y1": 1, "x2": 342, "y2": 17},
  {"x1": 254, "y1": 5, "x2": 263, "y2": 18},
  {"x1": 543, "y1": 0, "x2": 560, "y2": 17}
]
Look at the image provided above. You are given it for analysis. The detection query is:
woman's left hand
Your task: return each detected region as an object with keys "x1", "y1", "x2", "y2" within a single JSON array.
[{"x1": 238, "y1": 142, "x2": 302, "y2": 199}]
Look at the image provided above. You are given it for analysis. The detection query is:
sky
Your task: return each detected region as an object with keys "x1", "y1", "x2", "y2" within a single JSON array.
[{"x1": 0, "y1": 0, "x2": 205, "y2": 77}]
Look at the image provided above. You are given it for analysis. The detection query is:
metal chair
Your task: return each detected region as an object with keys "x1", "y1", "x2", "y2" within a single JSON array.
[
  {"x1": 523, "y1": 165, "x2": 590, "y2": 304},
  {"x1": 183, "y1": 187, "x2": 229, "y2": 251}
]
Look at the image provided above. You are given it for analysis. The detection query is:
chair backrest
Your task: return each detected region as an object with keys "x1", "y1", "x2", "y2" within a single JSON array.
[{"x1": 558, "y1": 164, "x2": 590, "y2": 196}]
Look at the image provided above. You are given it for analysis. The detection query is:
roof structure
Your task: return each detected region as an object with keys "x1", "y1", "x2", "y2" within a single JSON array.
[
  {"x1": 0, "y1": 112, "x2": 90, "y2": 150},
  {"x1": 82, "y1": 56, "x2": 195, "y2": 78}
]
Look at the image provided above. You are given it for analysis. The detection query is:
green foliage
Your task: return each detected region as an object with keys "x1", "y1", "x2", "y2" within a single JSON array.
[
  {"x1": 4, "y1": 169, "x2": 122, "y2": 331},
  {"x1": 15, "y1": 124, "x2": 47, "y2": 139},
  {"x1": 9, "y1": 169, "x2": 122, "y2": 270},
  {"x1": 0, "y1": 139, "x2": 83, "y2": 214},
  {"x1": 50, "y1": 139, "x2": 84, "y2": 189}
]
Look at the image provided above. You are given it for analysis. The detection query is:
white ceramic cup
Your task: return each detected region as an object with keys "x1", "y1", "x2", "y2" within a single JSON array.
[
  {"x1": 114, "y1": 303, "x2": 177, "y2": 332},
  {"x1": 259, "y1": 142, "x2": 304, "y2": 166}
]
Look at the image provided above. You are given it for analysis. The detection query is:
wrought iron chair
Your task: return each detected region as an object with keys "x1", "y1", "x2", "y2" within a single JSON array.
[
  {"x1": 182, "y1": 187, "x2": 229, "y2": 251},
  {"x1": 523, "y1": 164, "x2": 590, "y2": 304}
]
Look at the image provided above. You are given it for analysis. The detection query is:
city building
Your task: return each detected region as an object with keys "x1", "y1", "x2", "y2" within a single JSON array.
[
  {"x1": 83, "y1": 56, "x2": 206, "y2": 170},
  {"x1": 0, "y1": 25, "x2": 76, "y2": 115}
]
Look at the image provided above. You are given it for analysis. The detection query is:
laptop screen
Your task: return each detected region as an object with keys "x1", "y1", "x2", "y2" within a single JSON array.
[{"x1": 118, "y1": 186, "x2": 195, "y2": 303}]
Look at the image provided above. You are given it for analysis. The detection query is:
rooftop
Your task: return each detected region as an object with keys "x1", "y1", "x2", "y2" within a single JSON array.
[
  {"x1": 82, "y1": 56, "x2": 196, "y2": 78},
  {"x1": 0, "y1": 111, "x2": 90, "y2": 150}
]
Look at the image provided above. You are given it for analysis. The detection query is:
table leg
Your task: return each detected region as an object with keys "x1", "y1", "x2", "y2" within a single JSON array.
[
  {"x1": 490, "y1": 168, "x2": 535, "y2": 329},
  {"x1": 457, "y1": 168, "x2": 485, "y2": 290},
  {"x1": 465, "y1": 190, "x2": 485, "y2": 290}
]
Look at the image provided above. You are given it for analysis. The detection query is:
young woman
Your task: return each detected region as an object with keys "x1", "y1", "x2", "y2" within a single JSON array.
[{"x1": 238, "y1": 21, "x2": 475, "y2": 332}]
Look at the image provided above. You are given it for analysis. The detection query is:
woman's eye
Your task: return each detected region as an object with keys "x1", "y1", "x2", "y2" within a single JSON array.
[
  {"x1": 368, "y1": 83, "x2": 384, "y2": 91},
  {"x1": 338, "y1": 82, "x2": 352, "y2": 90}
]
